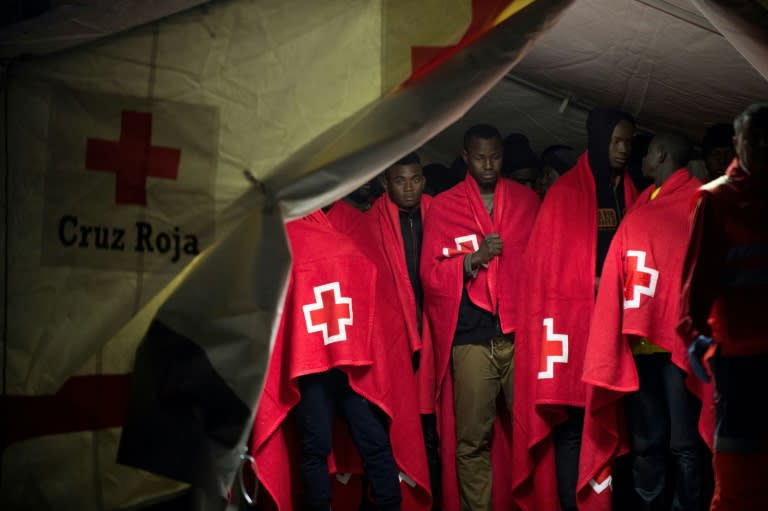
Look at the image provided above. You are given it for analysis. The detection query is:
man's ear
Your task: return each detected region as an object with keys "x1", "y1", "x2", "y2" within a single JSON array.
[{"x1": 462, "y1": 149, "x2": 469, "y2": 164}]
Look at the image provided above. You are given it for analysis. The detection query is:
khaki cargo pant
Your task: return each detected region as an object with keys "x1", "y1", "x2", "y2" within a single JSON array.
[{"x1": 452, "y1": 335, "x2": 514, "y2": 511}]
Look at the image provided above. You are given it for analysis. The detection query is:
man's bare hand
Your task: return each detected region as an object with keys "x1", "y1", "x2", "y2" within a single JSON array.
[{"x1": 471, "y1": 233, "x2": 503, "y2": 267}]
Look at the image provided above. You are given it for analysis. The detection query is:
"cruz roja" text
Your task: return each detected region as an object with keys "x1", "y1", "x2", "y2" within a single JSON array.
[{"x1": 58, "y1": 215, "x2": 200, "y2": 263}]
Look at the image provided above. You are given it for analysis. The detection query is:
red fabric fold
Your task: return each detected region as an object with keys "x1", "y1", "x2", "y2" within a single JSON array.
[
  {"x1": 512, "y1": 152, "x2": 638, "y2": 511},
  {"x1": 326, "y1": 200, "x2": 365, "y2": 235},
  {"x1": 421, "y1": 175, "x2": 539, "y2": 511},
  {"x1": 678, "y1": 158, "x2": 768, "y2": 357},
  {"x1": 360, "y1": 194, "x2": 432, "y2": 355},
  {"x1": 251, "y1": 212, "x2": 431, "y2": 511},
  {"x1": 352, "y1": 194, "x2": 435, "y2": 413}
]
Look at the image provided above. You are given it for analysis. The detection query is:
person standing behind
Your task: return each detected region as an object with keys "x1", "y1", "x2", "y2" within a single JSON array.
[
  {"x1": 421, "y1": 124, "x2": 539, "y2": 511},
  {"x1": 679, "y1": 103, "x2": 768, "y2": 511},
  {"x1": 512, "y1": 108, "x2": 638, "y2": 511},
  {"x1": 325, "y1": 196, "x2": 366, "y2": 235},
  {"x1": 580, "y1": 132, "x2": 713, "y2": 511},
  {"x1": 502, "y1": 132, "x2": 541, "y2": 190},
  {"x1": 702, "y1": 123, "x2": 736, "y2": 182},
  {"x1": 354, "y1": 152, "x2": 442, "y2": 509},
  {"x1": 324, "y1": 178, "x2": 380, "y2": 234},
  {"x1": 538, "y1": 144, "x2": 578, "y2": 198}
]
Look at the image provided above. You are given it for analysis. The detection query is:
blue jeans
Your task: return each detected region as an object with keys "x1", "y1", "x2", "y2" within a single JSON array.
[{"x1": 625, "y1": 353, "x2": 705, "y2": 511}]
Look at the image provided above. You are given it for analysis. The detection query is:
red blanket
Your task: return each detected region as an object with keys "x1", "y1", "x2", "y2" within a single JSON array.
[
  {"x1": 251, "y1": 210, "x2": 430, "y2": 511},
  {"x1": 421, "y1": 175, "x2": 539, "y2": 511},
  {"x1": 578, "y1": 168, "x2": 714, "y2": 510},
  {"x1": 326, "y1": 199, "x2": 365, "y2": 235},
  {"x1": 352, "y1": 193, "x2": 435, "y2": 413},
  {"x1": 511, "y1": 152, "x2": 638, "y2": 511}
]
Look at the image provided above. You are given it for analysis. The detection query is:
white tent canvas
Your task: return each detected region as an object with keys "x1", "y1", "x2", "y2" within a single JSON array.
[{"x1": 421, "y1": 0, "x2": 768, "y2": 164}]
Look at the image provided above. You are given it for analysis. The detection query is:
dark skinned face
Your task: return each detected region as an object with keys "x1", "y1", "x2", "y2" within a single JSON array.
[
  {"x1": 463, "y1": 136, "x2": 503, "y2": 192},
  {"x1": 384, "y1": 163, "x2": 425, "y2": 210}
]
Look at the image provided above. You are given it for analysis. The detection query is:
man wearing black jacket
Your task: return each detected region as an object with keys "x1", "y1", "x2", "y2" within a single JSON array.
[{"x1": 360, "y1": 153, "x2": 441, "y2": 509}]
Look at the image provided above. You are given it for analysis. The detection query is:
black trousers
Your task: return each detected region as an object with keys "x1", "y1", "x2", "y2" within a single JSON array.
[
  {"x1": 625, "y1": 353, "x2": 705, "y2": 511},
  {"x1": 295, "y1": 369, "x2": 401, "y2": 511},
  {"x1": 710, "y1": 353, "x2": 768, "y2": 452},
  {"x1": 554, "y1": 406, "x2": 584, "y2": 511},
  {"x1": 361, "y1": 414, "x2": 441, "y2": 511},
  {"x1": 422, "y1": 413, "x2": 441, "y2": 510}
]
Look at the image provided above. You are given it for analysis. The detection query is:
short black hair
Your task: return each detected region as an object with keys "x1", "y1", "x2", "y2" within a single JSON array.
[
  {"x1": 734, "y1": 103, "x2": 768, "y2": 138},
  {"x1": 502, "y1": 132, "x2": 540, "y2": 174},
  {"x1": 385, "y1": 152, "x2": 421, "y2": 179},
  {"x1": 395, "y1": 152, "x2": 421, "y2": 166},
  {"x1": 702, "y1": 123, "x2": 734, "y2": 155},
  {"x1": 653, "y1": 131, "x2": 692, "y2": 168},
  {"x1": 463, "y1": 124, "x2": 502, "y2": 150},
  {"x1": 540, "y1": 144, "x2": 578, "y2": 175}
]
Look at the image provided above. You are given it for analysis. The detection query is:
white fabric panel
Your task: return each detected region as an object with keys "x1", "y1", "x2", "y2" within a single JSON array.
[
  {"x1": 690, "y1": 0, "x2": 768, "y2": 80},
  {"x1": 420, "y1": 77, "x2": 590, "y2": 164},
  {"x1": 4, "y1": 0, "x2": 382, "y2": 395},
  {"x1": 419, "y1": 0, "x2": 768, "y2": 165},
  {"x1": 477, "y1": 0, "x2": 767, "y2": 145},
  {"x1": 0, "y1": 1, "x2": 211, "y2": 58}
]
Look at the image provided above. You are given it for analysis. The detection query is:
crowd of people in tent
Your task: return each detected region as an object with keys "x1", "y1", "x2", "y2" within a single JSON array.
[{"x1": 248, "y1": 102, "x2": 768, "y2": 511}]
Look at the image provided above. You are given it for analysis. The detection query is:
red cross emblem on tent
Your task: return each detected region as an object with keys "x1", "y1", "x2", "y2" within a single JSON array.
[
  {"x1": 442, "y1": 234, "x2": 479, "y2": 258},
  {"x1": 623, "y1": 250, "x2": 659, "y2": 309},
  {"x1": 538, "y1": 317, "x2": 568, "y2": 380},
  {"x1": 302, "y1": 281, "x2": 353, "y2": 345},
  {"x1": 589, "y1": 466, "x2": 613, "y2": 494},
  {"x1": 85, "y1": 110, "x2": 181, "y2": 206}
]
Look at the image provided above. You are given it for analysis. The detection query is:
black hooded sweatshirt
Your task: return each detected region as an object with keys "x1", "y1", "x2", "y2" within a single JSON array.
[{"x1": 587, "y1": 108, "x2": 635, "y2": 276}]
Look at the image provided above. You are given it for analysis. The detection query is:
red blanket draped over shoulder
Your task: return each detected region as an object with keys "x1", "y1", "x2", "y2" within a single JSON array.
[
  {"x1": 512, "y1": 153, "x2": 638, "y2": 511},
  {"x1": 349, "y1": 193, "x2": 435, "y2": 413},
  {"x1": 578, "y1": 168, "x2": 714, "y2": 511},
  {"x1": 420, "y1": 175, "x2": 539, "y2": 511},
  {"x1": 251, "y1": 210, "x2": 430, "y2": 511},
  {"x1": 326, "y1": 199, "x2": 365, "y2": 235}
]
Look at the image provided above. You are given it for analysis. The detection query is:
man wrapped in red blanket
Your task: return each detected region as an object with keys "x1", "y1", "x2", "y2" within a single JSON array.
[
  {"x1": 348, "y1": 153, "x2": 442, "y2": 509},
  {"x1": 581, "y1": 132, "x2": 713, "y2": 511},
  {"x1": 512, "y1": 108, "x2": 638, "y2": 511},
  {"x1": 421, "y1": 124, "x2": 539, "y2": 511},
  {"x1": 251, "y1": 210, "x2": 430, "y2": 511}
]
